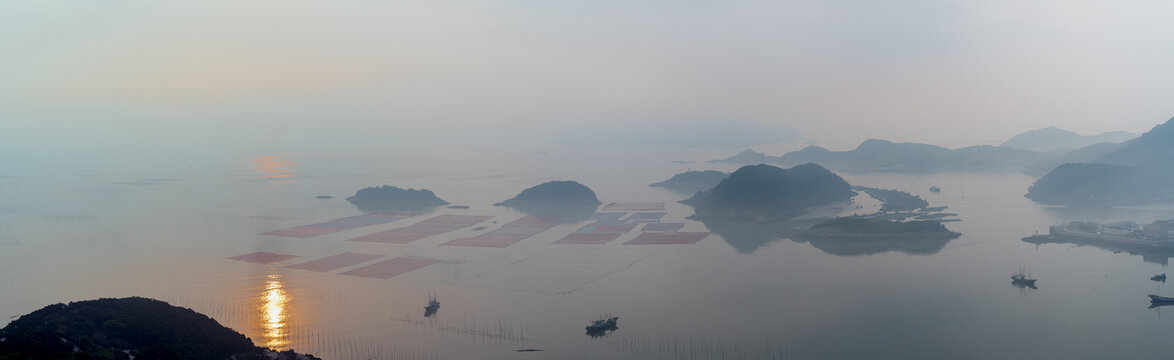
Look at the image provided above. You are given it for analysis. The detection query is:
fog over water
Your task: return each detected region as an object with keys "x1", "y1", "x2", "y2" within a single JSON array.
[{"x1": 5, "y1": 2, "x2": 1174, "y2": 359}]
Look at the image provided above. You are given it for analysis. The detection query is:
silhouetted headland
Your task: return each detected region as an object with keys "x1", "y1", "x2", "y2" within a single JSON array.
[
  {"x1": 0, "y1": 297, "x2": 320, "y2": 360},
  {"x1": 495, "y1": 180, "x2": 601, "y2": 223},
  {"x1": 346, "y1": 185, "x2": 448, "y2": 213}
]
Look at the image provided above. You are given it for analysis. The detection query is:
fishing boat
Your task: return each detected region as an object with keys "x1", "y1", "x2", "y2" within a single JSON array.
[
  {"x1": 424, "y1": 294, "x2": 439, "y2": 317},
  {"x1": 1011, "y1": 267, "x2": 1037, "y2": 289},
  {"x1": 1149, "y1": 294, "x2": 1174, "y2": 304},
  {"x1": 585, "y1": 316, "x2": 618, "y2": 332},
  {"x1": 1153, "y1": 273, "x2": 1167, "y2": 282}
]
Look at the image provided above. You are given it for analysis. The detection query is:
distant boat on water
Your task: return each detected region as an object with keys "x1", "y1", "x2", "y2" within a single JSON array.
[
  {"x1": 585, "y1": 316, "x2": 618, "y2": 332},
  {"x1": 1011, "y1": 267, "x2": 1037, "y2": 289},
  {"x1": 425, "y1": 294, "x2": 439, "y2": 317},
  {"x1": 929, "y1": 186, "x2": 941, "y2": 193},
  {"x1": 1149, "y1": 294, "x2": 1174, "y2": 304},
  {"x1": 1153, "y1": 273, "x2": 1167, "y2": 282}
]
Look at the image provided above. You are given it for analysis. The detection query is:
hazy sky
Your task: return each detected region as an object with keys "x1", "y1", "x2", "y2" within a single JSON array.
[{"x1": 3, "y1": 0, "x2": 1174, "y2": 155}]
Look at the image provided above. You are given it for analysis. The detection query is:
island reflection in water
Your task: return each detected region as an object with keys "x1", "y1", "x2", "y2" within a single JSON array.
[
  {"x1": 698, "y1": 216, "x2": 959, "y2": 256},
  {"x1": 261, "y1": 271, "x2": 290, "y2": 350}
]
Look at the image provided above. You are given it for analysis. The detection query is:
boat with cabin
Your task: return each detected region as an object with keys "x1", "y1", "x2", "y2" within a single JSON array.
[
  {"x1": 424, "y1": 294, "x2": 439, "y2": 317},
  {"x1": 585, "y1": 316, "x2": 618, "y2": 332},
  {"x1": 1011, "y1": 267, "x2": 1037, "y2": 289},
  {"x1": 1149, "y1": 294, "x2": 1174, "y2": 304}
]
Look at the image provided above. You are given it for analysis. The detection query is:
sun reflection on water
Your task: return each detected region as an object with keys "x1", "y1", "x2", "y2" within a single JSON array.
[
  {"x1": 261, "y1": 272, "x2": 290, "y2": 350},
  {"x1": 248, "y1": 155, "x2": 298, "y2": 179}
]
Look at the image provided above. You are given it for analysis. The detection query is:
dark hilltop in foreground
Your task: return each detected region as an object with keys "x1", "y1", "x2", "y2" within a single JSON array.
[
  {"x1": 683, "y1": 163, "x2": 853, "y2": 221},
  {"x1": 346, "y1": 185, "x2": 449, "y2": 212},
  {"x1": 0, "y1": 297, "x2": 319, "y2": 360}
]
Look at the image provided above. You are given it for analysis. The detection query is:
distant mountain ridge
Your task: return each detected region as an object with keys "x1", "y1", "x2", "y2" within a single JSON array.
[
  {"x1": 1002, "y1": 126, "x2": 1135, "y2": 152},
  {"x1": 712, "y1": 139, "x2": 1045, "y2": 174},
  {"x1": 1026, "y1": 117, "x2": 1174, "y2": 206}
]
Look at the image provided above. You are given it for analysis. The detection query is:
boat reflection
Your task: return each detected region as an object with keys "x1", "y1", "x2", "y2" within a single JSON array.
[{"x1": 260, "y1": 272, "x2": 291, "y2": 350}]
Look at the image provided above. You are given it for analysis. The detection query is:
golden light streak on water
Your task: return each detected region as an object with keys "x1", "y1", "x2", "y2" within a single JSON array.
[
  {"x1": 261, "y1": 272, "x2": 290, "y2": 350},
  {"x1": 248, "y1": 155, "x2": 298, "y2": 179}
]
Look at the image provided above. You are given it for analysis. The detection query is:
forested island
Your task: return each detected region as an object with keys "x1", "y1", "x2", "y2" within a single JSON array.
[
  {"x1": 0, "y1": 297, "x2": 320, "y2": 360},
  {"x1": 496, "y1": 180, "x2": 601, "y2": 207},
  {"x1": 346, "y1": 185, "x2": 448, "y2": 212},
  {"x1": 496, "y1": 180, "x2": 601, "y2": 222},
  {"x1": 682, "y1": 163, "x2": 853, "y2": 221}
]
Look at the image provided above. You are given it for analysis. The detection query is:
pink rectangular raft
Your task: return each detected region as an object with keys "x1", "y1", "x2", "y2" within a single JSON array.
[
  {"x1": 287, "y1": 252, "x2": 382, "y2": 272},
  {"x1": 348, "y1": 215, "x2": 492, "y2": 244},
  {"x1": 340, "y1": 256, "x2": 441, "y2": 279},
  {"x1": 227, "y1": 251, "x2": 300, "y2": 264},
  {"x1": 641, "y1": 222, "x2": 686, "y2": 232},
  {"x1": 554, "y1": 233, "x2": 622, "y2": 245},
  {"x1": 624, "y1": 232, "x2": 710, "y2": 245},
  {"x1": 601, "y1": 202, "x2": 666, "y2": 212},
  {"x1": 441, "y1": 216, "x2": 559, "y2": 248},
  {"x1": 260, "y1": 212, "x2": 415, "y2": 238},
  {"x1": 625, "y1": 212, "x2": 667, "y2": 223}
]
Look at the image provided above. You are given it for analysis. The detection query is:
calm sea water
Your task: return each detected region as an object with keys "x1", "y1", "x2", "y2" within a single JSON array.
[{"x1": 4, "y1": 146, "x2": 1174, "y2": 359}]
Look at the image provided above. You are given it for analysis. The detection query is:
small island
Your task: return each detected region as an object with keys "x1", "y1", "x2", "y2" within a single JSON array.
[
  {"x1": 495, "y1": 181, "x2": 601, "y2": 222},
  {"x1": 0, "y1": 297, "x2": 320, "y2": 360},
  {"x1": 682, "y1": 163, "x2": 853, "y2": 221},
  {"x1": 649, "y1": 170, "x2": 728, "y2": 193},
  {"x1": 345, "y1": 185, "x2": 448, "y2": 213},
  {"x1": 496, "y1": 180, "x2": 601, "y2": 207}
]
